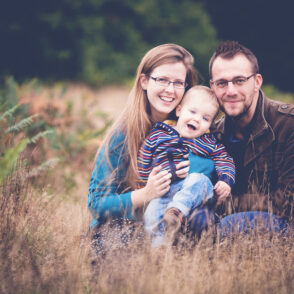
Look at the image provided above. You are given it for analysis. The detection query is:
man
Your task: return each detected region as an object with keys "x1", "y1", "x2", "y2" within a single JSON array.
[{"x1": 209, "y1": 40, "x2": 294, "y2": 233}]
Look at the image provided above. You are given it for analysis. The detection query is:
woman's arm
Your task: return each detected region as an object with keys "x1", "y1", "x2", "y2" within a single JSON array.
[
  {"x1": 88, "y1": 133, "x2": 171, "y2": 228},
  {"x1": 88, "y1": 140, "x2": 134, "y2": 228}
]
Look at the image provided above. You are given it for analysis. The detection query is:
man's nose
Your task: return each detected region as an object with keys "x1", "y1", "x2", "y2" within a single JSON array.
[{"x1": 226, "y1": 81, "x2": 238, "y2": 95}]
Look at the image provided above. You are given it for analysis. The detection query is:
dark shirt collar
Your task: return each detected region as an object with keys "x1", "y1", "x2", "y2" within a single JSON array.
[{"x1": 225, "y1": 93, "x2": 260, "y2": 143}]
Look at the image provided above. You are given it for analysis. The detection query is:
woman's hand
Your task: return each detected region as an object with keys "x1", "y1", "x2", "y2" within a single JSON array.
[
  {"x1": 144, "y1": 166, "x2": 171, "y2": 200},
  {"x1": 131, "y1": 166, "x2": 171, "y2": 210},
  {"x1": 175, "y1": 154, "x2": 189, "y2": 179},
  {"x1": 214, "y1": 180, "x2": 231, "y2": 203}
]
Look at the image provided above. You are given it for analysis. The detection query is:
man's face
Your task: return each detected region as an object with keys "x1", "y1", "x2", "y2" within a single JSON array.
[{"x1": 210, "y1": 54, "x2": 262, "y2": 121}]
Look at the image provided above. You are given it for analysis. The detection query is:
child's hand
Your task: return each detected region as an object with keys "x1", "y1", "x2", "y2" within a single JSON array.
[
  {"x1": 144, "y1": 166, "x2": 172, "y2": 200},
  {"x1": 175, "y1": 154, "x2": 189, "y2": 179},
  {"x1": 214, "y1": 181, "x2": 231, "y2": 203}
]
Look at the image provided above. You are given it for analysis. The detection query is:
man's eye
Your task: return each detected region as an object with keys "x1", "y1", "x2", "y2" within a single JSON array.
[
  {"x1": 216, "y1": 80, "x2": 228, "y2": 87},
  {"x1": 234, "y1": 78, "x2": 246, "y2": 85}
]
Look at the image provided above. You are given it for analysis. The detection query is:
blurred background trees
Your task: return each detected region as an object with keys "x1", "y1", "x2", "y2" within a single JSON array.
[{"x1": 1, "y1": 0, "x2": 293, "y2": 91}]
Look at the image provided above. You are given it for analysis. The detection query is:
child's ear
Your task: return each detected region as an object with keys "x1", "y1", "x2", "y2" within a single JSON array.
[
  {"x1": 176, "y1": 104, "x2": 182, "y2": 117},
  {"x1": 139, "y1": 74, "x2": 148, "y2": 90}
]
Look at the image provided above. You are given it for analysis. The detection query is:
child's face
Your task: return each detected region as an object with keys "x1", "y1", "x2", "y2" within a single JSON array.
[{"x1": 175, "y1": 92, "x2": 218, "y2": 139}]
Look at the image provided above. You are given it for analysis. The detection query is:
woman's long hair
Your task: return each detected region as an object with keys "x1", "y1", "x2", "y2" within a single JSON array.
[{"x1": 97, "y1": 44, "x2": 198, "y2": 190}]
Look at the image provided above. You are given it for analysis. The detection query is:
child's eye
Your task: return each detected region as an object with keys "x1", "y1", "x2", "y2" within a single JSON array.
[
  {"x1": 203, "y1": 117, "x2": 209, "y2": 122},
  {"x1": 190, "y1": 109, "x2": 196, "y2": 114}
]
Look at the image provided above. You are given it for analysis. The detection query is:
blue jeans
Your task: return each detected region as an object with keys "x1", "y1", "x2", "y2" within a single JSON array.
[
  {"x1": 217, "y1": 211, "x2": 292, "y2": 239},
  {"x1": 144, "y1": 173, "x2": 214, "y2": 247}
]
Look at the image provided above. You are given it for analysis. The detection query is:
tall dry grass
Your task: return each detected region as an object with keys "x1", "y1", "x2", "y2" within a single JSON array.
[{"x1": 1, "y1": 163, "x2": 293, "y2": 294}]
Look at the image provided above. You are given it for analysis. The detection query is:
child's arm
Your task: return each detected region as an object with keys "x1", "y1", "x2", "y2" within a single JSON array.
[{"x1": 187, "y1": 134, "x2": 235, "y2": 188}]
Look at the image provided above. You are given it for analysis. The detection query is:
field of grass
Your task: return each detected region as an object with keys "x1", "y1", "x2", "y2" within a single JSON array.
[{"x1": 0, "y1": 80, "x2": 294, "y2": 293}]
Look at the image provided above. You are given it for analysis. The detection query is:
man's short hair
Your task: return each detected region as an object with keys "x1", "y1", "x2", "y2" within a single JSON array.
[{"x1": 209, "y1": 40, "x2": 259, "y2": 78}]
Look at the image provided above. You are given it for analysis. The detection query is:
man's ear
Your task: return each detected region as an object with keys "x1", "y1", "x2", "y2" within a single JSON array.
[
  {"x1": 255, "y1": 74, "x2": 263, "y2": 92},
  {"x1": 139, "y1": 74, "x2": 148, "y2": 90},
  {"x1": 209, "y1": 79, "x2": 213, "y2": 89},
  {"x1": 176, "y1": 104, "x2": 182, "y2": 117}
]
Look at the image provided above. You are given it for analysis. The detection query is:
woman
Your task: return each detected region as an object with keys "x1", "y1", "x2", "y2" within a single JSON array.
[{"x1": 88, "y1": 44, "x2": 215, "y2": 249}]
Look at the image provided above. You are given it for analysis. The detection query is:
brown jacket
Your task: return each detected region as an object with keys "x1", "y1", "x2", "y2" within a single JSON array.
[{"x1": 211, "y1": 91, "x2": 294, "y2": 221}]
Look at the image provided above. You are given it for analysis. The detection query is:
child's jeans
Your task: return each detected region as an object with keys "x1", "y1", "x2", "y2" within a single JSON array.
[{"x1": 144, "y1": 173, "x2": 214, "y2": 247}]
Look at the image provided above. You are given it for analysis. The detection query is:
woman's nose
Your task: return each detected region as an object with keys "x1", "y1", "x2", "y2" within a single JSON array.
[{"x1": 164, "y1": 82, "x2": 175, "y2": 92}]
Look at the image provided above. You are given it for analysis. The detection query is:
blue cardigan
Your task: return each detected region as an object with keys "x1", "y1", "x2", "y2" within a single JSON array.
[{"x1": 88, "y1": 132, "x2": 215, "y2": 229}]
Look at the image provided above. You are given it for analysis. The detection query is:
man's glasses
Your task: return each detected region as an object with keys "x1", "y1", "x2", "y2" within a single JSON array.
[
  {"x1": 149, "y1": 76, "x2": 187, "y2": 89},
  {"x1": 211, "y1": 73, "x2": 256, "y2": 89}
]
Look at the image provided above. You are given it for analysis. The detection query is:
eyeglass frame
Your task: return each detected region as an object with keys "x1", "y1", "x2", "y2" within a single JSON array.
[
  {"x1": 210, "y1": 73, "x2": 257, "y2": 89},
  {"x1": 149, "y1": 76, "x2": 188, "y2": 89}
]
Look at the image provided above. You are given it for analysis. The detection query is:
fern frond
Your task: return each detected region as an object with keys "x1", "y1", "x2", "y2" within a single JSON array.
[
  {"x1": 26, "y1": 158, "x2": 60, "y2": 178},
  {"x1": 29, "y1": 129, "x2": 55, "y2": 144},
  {"x1": 0, "y1": 138, "x2": 29, "y2": 184},
  {"x1": 5, "y1": 114, "x2": 39, "y2": 134},
  {"x1": 0, "y1": 104, "x2": 20, "y2": 122}
]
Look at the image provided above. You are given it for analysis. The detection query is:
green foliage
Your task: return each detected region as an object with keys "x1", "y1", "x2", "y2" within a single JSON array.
[
  {"x1": 0, "y1": 78, "x2": 58, "y2": 185},
  {"x1": 0, "y1": 139, "x2": 29, "y2": 184},
  {"x1": 2, "y1": 0, "x2": 218, "y2": 85},
  {"x1": 5, "y1": 114, "x2": 39, "y2": 134},
  {"x1": 262, "y1": 85, "x2": 294, "y2": 104},
  {"x1": 0, "y1": 104, "x2": 55, "y2": 185},
  {"x1": 77, "y1": 0, "x2": 218, "y2": 85},
  {"x1": 0, "y1": 77, "x2": 19, "y2": 108}
]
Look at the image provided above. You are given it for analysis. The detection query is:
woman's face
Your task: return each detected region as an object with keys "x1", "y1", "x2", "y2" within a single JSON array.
[{"x1": 140, "y1": 62, "x2": 187, "y2": 122}]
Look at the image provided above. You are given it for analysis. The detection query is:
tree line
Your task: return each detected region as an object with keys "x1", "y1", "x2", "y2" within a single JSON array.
[{"x1": 1, "y1": 0, "x2": 293, "y2": 91}]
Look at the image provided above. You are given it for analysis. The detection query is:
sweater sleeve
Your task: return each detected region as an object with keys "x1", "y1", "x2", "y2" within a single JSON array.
[
  {"x1": 208, "y1": 136, "x2": 235, "y2": 187},
  {"x1": 137, "y1": 134, "x2": 155, "y2": 188},
  {"x1": 188, "y1": 135, "x2": 235, "y2": 187},
  {"x1": 88, "y1": 133, "x2": 134, "y2": 228}
]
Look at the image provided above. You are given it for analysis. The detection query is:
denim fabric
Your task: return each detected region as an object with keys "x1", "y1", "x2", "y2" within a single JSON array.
[
  {"x1": 144, "y1": 173, "x2": 214, "y2": 247},
  {"x1": 188, "y1": 207, "x2": 219, "y2": 239},
  {"x1": 217, "y1": 211, "x2": 292, "y2": 239}
]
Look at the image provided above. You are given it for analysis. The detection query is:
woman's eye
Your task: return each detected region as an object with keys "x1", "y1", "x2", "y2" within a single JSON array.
[
  {"x1": 157, "y1": 78, "x2": 168, "y2": 83},
  {"x1": 174, "y1": 81, "x2": 184, "y2": 87}
]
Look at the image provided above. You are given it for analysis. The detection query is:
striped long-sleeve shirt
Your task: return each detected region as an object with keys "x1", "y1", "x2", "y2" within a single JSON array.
[{"x1": 137, "y1": 122, "x2": 235, "y2": 188}]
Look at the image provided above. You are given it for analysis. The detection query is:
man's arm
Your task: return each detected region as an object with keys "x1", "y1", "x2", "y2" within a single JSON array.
[{"x1": 271, "y1": 129, "x2": 294, "y2": 220}]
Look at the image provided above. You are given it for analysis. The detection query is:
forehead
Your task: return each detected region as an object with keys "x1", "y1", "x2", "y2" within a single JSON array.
[
  {"x1": 211, "y1": 54, "x2": 253, "y2": 80},
  {"x1": 151, "y1": 62, "x2": 186, "y2": 79},
  {"x1": 183, "y1": 91, "x2": 217, "y2": 113}
]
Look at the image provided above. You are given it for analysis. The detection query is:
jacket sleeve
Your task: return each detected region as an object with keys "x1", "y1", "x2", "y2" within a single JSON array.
[
  {"x1": 272, "y1": 128, "x2": 294, "y2": 220},
  {"x1": 88, "y1": 134, "x2": 133, "y2": 228}
]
